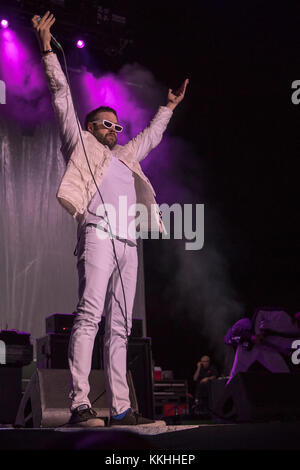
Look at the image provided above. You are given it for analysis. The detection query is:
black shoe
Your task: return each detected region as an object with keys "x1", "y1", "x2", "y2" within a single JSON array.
[
  {"x1": 110, "y1": 409, "x2": 166, "y2": 427},
  {"x1": 68, "y1": 405, "x2": 105, "y2": 428}
]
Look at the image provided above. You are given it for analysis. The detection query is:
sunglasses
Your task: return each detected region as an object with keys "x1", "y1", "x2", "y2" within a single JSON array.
[{"x1": 91, "y1": 119, "x2": 123, "y2": 133}]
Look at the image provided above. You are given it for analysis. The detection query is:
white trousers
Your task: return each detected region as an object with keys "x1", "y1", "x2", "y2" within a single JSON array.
[{"x1": 68, "y1": 225, "x2": 138, "y2": 415}]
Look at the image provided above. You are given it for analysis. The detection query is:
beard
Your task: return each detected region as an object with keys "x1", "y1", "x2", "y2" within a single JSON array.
[{"x1": 95, "y1": 132, "x2": 117, "y2": 150}]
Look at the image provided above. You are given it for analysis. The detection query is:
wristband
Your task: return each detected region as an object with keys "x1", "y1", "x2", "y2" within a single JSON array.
[{"x1": 42, "y1": 49, "x2": 53, "y2": 55}]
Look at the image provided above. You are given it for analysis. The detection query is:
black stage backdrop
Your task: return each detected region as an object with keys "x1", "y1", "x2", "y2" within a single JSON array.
[{"x1": 135, "y1": 0, "x2": 300, "y2": 386}]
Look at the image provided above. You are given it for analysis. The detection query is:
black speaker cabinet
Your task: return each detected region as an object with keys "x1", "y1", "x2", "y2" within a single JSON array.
[
  {"x1": 208, "y1": 377, "x2": 227, "y2": 414},
  {"x1": 127, "y1": 338, "x2": 155, "y2": 419},
  {"x1": 36, "y1": 333, "x2": 102, "y2": 369},
  {"x1": 214, "y1": 372, "x2": 300, "y2": 422},
  {"x1": 45, "y1": 314, "x2": 143, "y2": 338},
  {"x1": 0, "y1": 367, "x2": 22, "y2": 424},
  {"x1": 97, "y1": 336, "x2": 155, "y2": 419},
  {"x1": 15, "y1": 369, "x2": 138, "y2": 428}
]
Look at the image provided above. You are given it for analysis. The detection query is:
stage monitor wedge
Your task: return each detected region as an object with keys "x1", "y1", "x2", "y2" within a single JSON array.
[
  {"x1": 214, "y1": 372, "x2": 300, "y2": 422},
  {"x1": 15, "y1": 368, "x2": 138, "y2": 428}
]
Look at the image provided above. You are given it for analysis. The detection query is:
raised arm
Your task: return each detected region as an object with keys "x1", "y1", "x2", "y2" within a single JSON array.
[
  {"x1": 193, "y1": 361, "x2": 202, "y2": 381},
  {"x1": 123, "y1": 78, "x2": 189, "y2": 162},
  {"x1": 32, "y1": 11, "x2": 80, "y2": 161}
]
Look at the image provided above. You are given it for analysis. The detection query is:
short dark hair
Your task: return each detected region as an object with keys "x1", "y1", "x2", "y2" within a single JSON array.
[{"x1": 85, "y1": 106, "x2": 118, "y2": 130}]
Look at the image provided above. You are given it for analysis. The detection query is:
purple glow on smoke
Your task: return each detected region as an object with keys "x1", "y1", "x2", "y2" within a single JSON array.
[
  {"x1": 79, "y1": 68, "x2": 190, "y2": 203},
  {"x1": 0, "y1": 28, "x2": 189, "y2": 203},
  {"x1": 81, "y1": 71, "x2": 151, "y2": 146},
  {"x1": 0, "y1": 29, "x2": 49, "y2": 125},
  {"x1": 0, "y1": 31, "x2": 187, "y2": 202}
]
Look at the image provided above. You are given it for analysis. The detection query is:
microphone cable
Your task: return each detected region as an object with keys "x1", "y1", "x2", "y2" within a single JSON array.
[{"x1": 41, "y1": 29, "x2": 130, "y2": 346}]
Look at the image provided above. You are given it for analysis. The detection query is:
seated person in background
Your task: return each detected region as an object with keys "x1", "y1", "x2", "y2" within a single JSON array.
[
  {"x1": 193, "y1": 355, "x2": 218, "y2": 413},
  {"x1": 225, "y1": 308, "x2": 300, "y2": 384}
]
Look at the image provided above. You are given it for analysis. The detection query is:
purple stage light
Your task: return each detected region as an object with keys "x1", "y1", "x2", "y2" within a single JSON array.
[
  {"x1": 76, "y1": 40, "x2": 85, "y2": 48},
  {"x1": 1, "y1": 19, "x2": 9, "y2": 29}
]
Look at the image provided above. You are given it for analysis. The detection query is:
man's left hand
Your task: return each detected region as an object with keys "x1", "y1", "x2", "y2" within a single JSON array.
[{"x1": 166, "y1": 78, "x2": 189, "y2": 110}]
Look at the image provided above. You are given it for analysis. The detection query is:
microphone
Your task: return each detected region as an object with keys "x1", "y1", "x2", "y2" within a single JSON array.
[{"x1": 37, "y1": 16, "x2": 62, "y2": 50}]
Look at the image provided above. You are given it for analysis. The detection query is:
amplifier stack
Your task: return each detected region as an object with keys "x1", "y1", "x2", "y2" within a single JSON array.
[{"x1": 0, "y1": 330, "x2": 33, "y2": 424}]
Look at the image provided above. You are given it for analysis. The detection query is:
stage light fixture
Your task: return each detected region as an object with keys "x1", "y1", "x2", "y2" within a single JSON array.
[
  {"x1": 0, "y1": 19, "x2": 9, "y2": 29},
  {"x1": 76, "y1": 39, "x2": 85, "y2": 49}
]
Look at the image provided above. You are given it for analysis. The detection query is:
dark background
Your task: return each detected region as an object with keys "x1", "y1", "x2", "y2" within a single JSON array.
[
  {"x1": 1, "y1": 0, "x2": 300, "y2": 394},
  {"x1": 130, "y1": 0, "x2": 300, "y2": 388},
  {"x1": 134, "y1": 0, "x2": 300, "y2": 389}
]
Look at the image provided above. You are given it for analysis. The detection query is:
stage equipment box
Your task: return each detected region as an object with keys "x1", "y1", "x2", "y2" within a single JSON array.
[
  {"x1": 153, "y1": 380, "x2": 189, "y2": 418},
  {"x1": 0, "y1": 330, "x2": 33, "y2": 366},
  {"x1": 0, "y1": 330, "x2": 33, "y2": 424},
  {"x1": 46, "y1": 313, "x2": 143, "y2": 338},
  {"x1": 0, "y1": 367, "x2": 22, "y2": 424},
  {"x1": 36, "y1": 333, "x2": 101, "y2": 369}
]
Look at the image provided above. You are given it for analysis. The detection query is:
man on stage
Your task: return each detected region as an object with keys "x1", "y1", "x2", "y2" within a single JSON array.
[{"x1": 32, "y1": 11, "x2": 188, "y2": 427}]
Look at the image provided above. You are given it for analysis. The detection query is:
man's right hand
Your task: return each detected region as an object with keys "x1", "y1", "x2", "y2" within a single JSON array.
[{"x1": 31, "y1": 11, "x2": 56, "y2": 51}]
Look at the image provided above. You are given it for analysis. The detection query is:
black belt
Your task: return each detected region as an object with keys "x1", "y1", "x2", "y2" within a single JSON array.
[
  {"x1": 74, "y1": 223, "x2": 137, "y2": 256},
  {"x1": 85, "y1": 223, "x2": 137, "y2": 247}
]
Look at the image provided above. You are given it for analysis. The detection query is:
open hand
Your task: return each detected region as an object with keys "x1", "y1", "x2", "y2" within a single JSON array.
[
  {"x1": 32, "y1": 11, "x2": 56, "y2": 50},
  {"x1": 167, "y1": 78, "x2": 189, "y2": 110}
]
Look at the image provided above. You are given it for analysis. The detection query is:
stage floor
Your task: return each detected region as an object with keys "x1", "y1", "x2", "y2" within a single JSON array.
[{"x1": 1, "y1": 421, "x2": 300, "y2": 450}]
